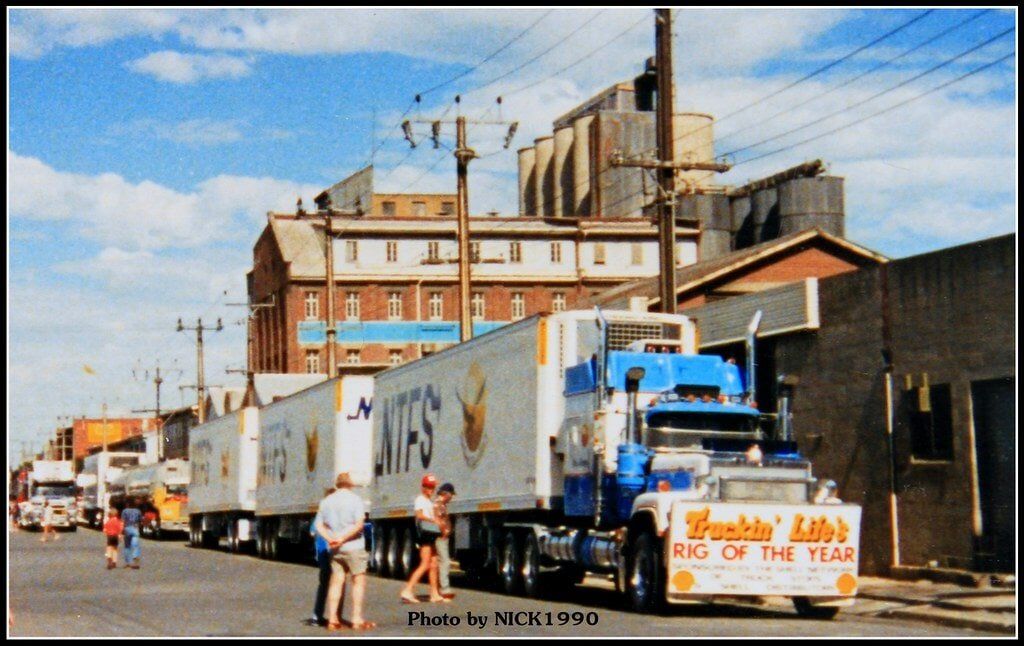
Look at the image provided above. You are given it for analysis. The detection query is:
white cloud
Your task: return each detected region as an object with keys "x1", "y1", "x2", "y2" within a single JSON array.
[
  {"x1": 9, "y1": 151, "x2": 321, "y2": 250},
  {"x1": 126, "y1": 50, "x2": 253, "y2": 83}
]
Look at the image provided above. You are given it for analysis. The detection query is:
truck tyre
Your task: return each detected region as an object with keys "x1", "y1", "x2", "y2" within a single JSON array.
[
  {"x1": 627, "y1": 532, "x2": 665, "y2": 614},
  {"x1": 386, "y1": 526, "x2": 402, "y2": 579},
  {"x1": 499, "y1": 532, "x2": 524, "y2": 596},
  {"x1": 521, "y1": 533, "x2": 542, "y2": 598},
  {"x1": 267, "y1": 521, "x2": 279, "y2": 560},
  {"x1": 227, "y1": 520, "x2": 239, "y2": 553},
  {"x1": 372, "y1": 524, "x2": 388, "y2": 575},
  {"x1": 793, "y1": 597, "x2": 840, "y2": 620},
  {"x1": 256, "y1": 523, "x2": 267, "y2": 559},
  {"x1": 399, "y1": 527, "x2": 416, "y2": 579}
]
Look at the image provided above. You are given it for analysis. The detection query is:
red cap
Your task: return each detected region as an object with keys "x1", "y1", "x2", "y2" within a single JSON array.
[{"x1": 422, "y1": 474, "x2": 438, "y2": 488}]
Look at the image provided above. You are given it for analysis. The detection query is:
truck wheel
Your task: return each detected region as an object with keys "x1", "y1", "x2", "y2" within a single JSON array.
[
  {"x1": 372, "y1": 524, "x2": 388, "y2": 575},
  {"x1": 267, "y1": 521, "x2": 279, "y2": 560},
  {"x1": 499, "y1": 532, "x2": 523, "y2": 596},
  {"x1": 521, "y1": 533, "x2": 542, "y2": 598},
  {"x1": 627, "y1": 532, "x2": 665, "y2": 614},
  {"x1": 793, "y1": 597, "x2": 840, "y2": 620},
  {"x1": 399, "y1": 527, "x2": 416, "y2": 579},
  {"x1": 386, "y1": 526, "x2": 402, "y2": 579},
  {"x1": 227, "y1": 520, "x2": 239, "y2": 553},
  {"x1": 255, "y1": 523, "x2": 267, "y2": 559}
]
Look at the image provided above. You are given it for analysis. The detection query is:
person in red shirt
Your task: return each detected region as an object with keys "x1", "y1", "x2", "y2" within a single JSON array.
[{"x1": 103, "y1": 509, "x2": 123, "y2": 570}]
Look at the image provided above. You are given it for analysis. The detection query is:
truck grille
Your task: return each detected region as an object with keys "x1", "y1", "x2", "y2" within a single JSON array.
[{"x1": 607, "y1": 322, "x2": 679, "y2": 351}]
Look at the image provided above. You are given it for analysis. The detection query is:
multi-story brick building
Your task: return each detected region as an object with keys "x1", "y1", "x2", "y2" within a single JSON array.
[{"x1": 248, "y1": 178, "x2": 702, "y2": 374}]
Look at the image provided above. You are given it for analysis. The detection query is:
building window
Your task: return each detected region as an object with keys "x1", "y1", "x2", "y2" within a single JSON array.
[
  {"x1": 345, "y1": 292, "x2": 360, "y2": 321},
  {"x1": 471, "y1": 292, "x2": 485, "y2": 321},
  {"x1": 631, "y1": 243, "x2": 643, "y2": 265},
  {"x1": 511, "y1": 293, "x2": 525, "y2": 321},
  {"x1": 440, "y1": 201, "x2": 455, "y2": 216},
  {"x1": 304, "y1": 291, "x2": 320, "y2": 320},
  {"x1": 593, "y1": 243, "x2": 606, "y2": 265},
  {"x1": 382, "y1": 201, "x2": 396, "y2": 217},
  {"x1": 389, "y1": 350, "x2": 403, "y2": 366},
  {"x1": 386, "y1": 241, "x2": 398, "y2": 263},
  {"x1": 552, "y1": 293, "x2": 566, "y2": 313},
  {"x1": 428, "y1": 292, "x2": 443, "y2": 321},
  {"x1": 470, "y1": 242, "x2": 481, "y2": 263},
  {"x1": 427, "y1": 241, "x2": 440, "y2": 262},
  {"x1": 509, "y1": 242, "x2": 522, "y2": 263},
  {"x1": 388, "y1": 292, "x2": 403, "y2": 320},
  {"x1": 346, "y1": 349, "x2": 360, "y2": 365},
  {"x1": 412, "y1": 201, "x2": 427, "y2": 217},
  {"x1": 305, "y1": 350, "x2": 321, "y2": 374},
  {"x1": 908, "y1": 383, "x2": 954, "y2": 461},
  {"x1": 550, "y1": 242, "x2": 562, "y2": 263},
  {"x1": 345, "y1": 240, "x2": 358, "y2": 263}
]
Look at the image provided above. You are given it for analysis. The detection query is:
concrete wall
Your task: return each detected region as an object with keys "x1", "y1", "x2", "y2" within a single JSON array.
[{"x1": 772, "y1": 234, "x2": 1015, "y2": 574}]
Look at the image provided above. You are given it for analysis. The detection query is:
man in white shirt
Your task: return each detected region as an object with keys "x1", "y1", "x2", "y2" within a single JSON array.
[{"x1": 315, "y1": 473, "x2": 375, "y2": 631}]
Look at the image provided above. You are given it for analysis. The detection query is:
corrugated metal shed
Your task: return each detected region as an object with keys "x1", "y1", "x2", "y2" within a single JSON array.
[{"x1": 684, "y1": 279, "x2": 820, "y2": 348}]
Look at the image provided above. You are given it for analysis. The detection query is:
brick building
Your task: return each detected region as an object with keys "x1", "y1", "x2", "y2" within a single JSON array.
[
  {"x1": 679, "y1": 234, "x2": 1015, "y2": 575},
  {"x1": 71, "y1": 416, "x2": 156, "y2": 465},
  {"x1": 248, "y1": 168, "x2": 703, "y2": 375}
]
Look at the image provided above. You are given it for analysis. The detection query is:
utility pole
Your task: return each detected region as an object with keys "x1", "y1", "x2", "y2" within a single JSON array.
[
  {"x1": 101, "y1": 401, "x2": 109, "y2": 453},
  {"x1": 324, "y1": 213, "x2": 338, "y2": 376},
  {"x1": 404, "y1": 108, "x2": 518, "y2": 342},
  {"x1": 226, "y1": 295, "x2": 275, "y2": 399},
  {"x1": 176, "y1": 317, "x2": 223, "y2": 425},
  {"x1": 133, "y1": 362, "x2": 182, "y2": 461},
  {"x1": 612, "y1": 9, "x2": 731, "y2": 314}
]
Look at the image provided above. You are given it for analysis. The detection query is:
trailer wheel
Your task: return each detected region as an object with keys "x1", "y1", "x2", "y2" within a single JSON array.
[
  {"x1": 793, "y1": 597, "x2": 840, "y2": 620},
  {"x1": 399, "y1": 527, "x2": 416, "y2": 579},
  {"x1": 521, "y1": 533, "x2": 542, "y2": 598},
  {"x1": 267, "y1": 520, "x2": 279, "y2": 560},
  {"x1": 385, "y1": 526, "x2": 402, "y2": 578},
  {"x1": 227, "y1": 520, "x2": 239, "y2": 553},
  {"x1": 627, "y1": 532, "x2": 664, "y2": 614},
  {"x1": 201, "y1": 529, "x2": 217, "y2": 549},
  {"x1": 256, "y1": 523, "x2": 267, "y2": 559},
  {"x1": 371, "y1": 524, "x2": 388, "y2": 575},
  {"x1": 499, "y1": 532, "x2": 523, "y2": 596}
]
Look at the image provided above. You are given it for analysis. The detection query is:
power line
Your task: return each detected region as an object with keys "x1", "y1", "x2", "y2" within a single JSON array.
[
  {"x1": 416, "y1": 9, "x2": 555, "y2": 98},
  {"x1": 716, "y1": 9, "x2": 993, "y2": 147},
  {"x1": 721, "y1": 26, "x2": 1015, "y2": 158}
]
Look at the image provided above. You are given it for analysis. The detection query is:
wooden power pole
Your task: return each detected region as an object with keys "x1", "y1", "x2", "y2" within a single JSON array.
[
  {"x1": 177, "y1": 317, "x2": 223, "y2": 424},
  {"x1": 324, "y1": 213, "x2": 338, "y2": 376}
]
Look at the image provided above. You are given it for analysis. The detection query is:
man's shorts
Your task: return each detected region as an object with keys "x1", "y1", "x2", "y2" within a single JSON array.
[{"x1": 331, "y1": 548, "x2": 369, "y2": 576}]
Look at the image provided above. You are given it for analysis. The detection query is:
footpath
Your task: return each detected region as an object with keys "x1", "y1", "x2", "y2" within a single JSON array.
[{"x1": 851, "y1": 575, "x2": 1016, "y2": 635}]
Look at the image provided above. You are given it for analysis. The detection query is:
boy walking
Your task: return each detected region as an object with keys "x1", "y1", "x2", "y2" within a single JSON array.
[
  {"x1": 103, "y1": 509, "x2": 123, "y2": 570},
  {"x1": 434, "y1": 483, "x2": 456, "y2": 599},
  {"x1": 121, "y1": 498, "x2": 143, "y2": 569}
]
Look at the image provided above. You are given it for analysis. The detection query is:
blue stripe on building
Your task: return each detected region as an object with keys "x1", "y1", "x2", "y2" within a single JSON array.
[{"x1": 297, "y1": 321, "x2": 508, "y2": 345}]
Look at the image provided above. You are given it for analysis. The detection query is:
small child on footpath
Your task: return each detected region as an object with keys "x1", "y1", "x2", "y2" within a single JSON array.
[{"x1": 103, "y1": 509, "x2": 123, "y2": 570}]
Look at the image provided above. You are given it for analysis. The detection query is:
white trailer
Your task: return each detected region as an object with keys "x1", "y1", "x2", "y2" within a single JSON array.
[
  {"x1": 253, "y1": 376, "x2": 374, "y2": 560},
  {"x1": 368, "y1": 310, "x2": 861, "y2": 617},
  {"x1": 79, "y1": 452, "x2": 145, "y2": 527},
  {"x1": 187, "y1": 407, "x2": 259, "y2": 552}
]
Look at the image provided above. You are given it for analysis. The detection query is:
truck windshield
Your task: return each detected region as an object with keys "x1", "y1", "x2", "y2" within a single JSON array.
[
  {"x1": 35, "y1": 486, "x2": 75, "y2": 498},
  {"x1": 646, "y1": 412, "x2": 758, "y2": 448},
  {"x1": 166, "y1": 484, "x2": 188, "y2": 497}
]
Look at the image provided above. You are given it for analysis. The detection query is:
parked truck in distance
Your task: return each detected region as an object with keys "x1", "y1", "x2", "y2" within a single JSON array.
[
  {"x1": 254, "y1": 376, "x2": 374, "y2": 560},
  {"x1": 19, "y1": 460, "x2": 77, "y2": 531},
  {"x1": 117, "y1": 459, "x2": 191, "y2": 538},
  {"x1": 368, "y1": 309, "x2": 861, "y2": 617},
  {"x1": 188, "y1": 407, "x2": 259, "y2": 552},
  {"x1": 80, "y1": 452, "x2": 146, "y2": 527}
]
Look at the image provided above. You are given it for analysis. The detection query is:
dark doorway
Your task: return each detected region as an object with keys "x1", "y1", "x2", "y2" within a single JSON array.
[{"x1": 970, "y1": 377, "x2": 1015, "y2": 572}]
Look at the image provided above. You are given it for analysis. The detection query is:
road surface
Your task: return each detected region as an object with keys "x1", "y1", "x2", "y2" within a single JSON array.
[{"x1": 7, "y1": 528, "x2": 998, "y2": 637}]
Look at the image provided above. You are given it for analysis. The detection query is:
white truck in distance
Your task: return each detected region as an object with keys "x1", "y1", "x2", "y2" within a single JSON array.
[
  {"x1": 188, "y1": 407, "x2": 260, "y2": 552},
  {"x1": 20, "y1": 461, "x2": 77, "y2": 531},
  {"x1": 368, "y1": 309, "x2": 861, "y2": 617},
  {"x1": 79, "y1": 452, "x2": 146, "y2": 527},
  {"x1": 254, "y1": 376, "x2": 374, "y2": 560}
]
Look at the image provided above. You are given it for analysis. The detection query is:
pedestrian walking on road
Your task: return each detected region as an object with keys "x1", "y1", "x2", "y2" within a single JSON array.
[
  {"x1": 315, "y1": 473, "x2": 375, "y2": 631},
  {"x1": 434, "y1": 483, "x2": 456, "y2": 599},
  {"x1": 400, "y1": 474, "x2": 446, "y2": 604},
  {"x1": 306, "y1": 488, "x2": 335, "y2": 627},
  {"x1": 103, "y1": 508, "x2": 123, "y2": 570},
  {"x1": 40, "y1": 501, "x2": 58, "y2": 542},
  {"x1": 121, "y1": 497, "x2": 143, "y2": 569}
]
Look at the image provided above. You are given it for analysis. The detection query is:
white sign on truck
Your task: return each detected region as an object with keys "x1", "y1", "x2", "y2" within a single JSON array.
[
  {"x1": 188, "y1": 406, "x2": 259, "y2": 551},
  {"x1": 665, "y1": 501, "x2": 862, "y2": 599},
  {"x1": 253, "y1": 376, "x2": 374, "y2": 560}
]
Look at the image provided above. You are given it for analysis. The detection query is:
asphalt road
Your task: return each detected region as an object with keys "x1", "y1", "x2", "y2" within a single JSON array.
[{"x1": 7, "y1": 527, "x2": 995, "y2": 637}]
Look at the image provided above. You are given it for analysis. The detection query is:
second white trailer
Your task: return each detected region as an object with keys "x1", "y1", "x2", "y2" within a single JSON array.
[{"x1": 253, "y1": 375, "x2": 374, "y2": 560}]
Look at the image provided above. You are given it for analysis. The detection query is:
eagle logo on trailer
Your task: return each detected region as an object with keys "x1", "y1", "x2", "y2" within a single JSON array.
[
  {"x1": 305, "y1": 414, "x2": 319, "y2": 474},
  {"x1": 458, "y1": 362, "x2": 488, "y2": 467}
]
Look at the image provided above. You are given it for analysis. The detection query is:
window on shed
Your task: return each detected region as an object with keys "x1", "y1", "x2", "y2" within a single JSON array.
[{"x1": 907, "y1": 383, "x2": 954, "y2": 461}]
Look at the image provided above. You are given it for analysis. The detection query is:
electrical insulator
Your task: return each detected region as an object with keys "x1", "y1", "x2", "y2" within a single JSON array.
[
  {"x1": 402, "y1": 120, "x2": 416, "y2": 148},
  {"x1": 504, "y1": 122, "x2": 519, "y2": 149},
  {"x1": 431, "y1": 121, "x2": 441, "y2": 149}
]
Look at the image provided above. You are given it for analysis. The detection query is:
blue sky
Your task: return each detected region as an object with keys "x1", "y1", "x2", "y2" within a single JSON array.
[{"x1": 7, "y1": 8, "x2": 1017, "y2": 457}]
